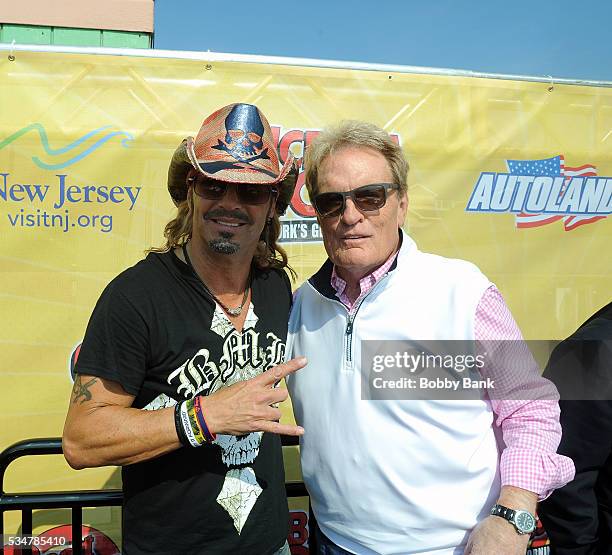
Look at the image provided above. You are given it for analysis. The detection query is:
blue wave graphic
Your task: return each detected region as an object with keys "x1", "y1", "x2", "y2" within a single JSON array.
[{"x1": 0, "y1": 123, "x2": 134, "y2": 169}]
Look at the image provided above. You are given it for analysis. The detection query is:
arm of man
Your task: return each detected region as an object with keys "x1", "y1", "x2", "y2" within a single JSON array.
[
  {"x1": 62, "y1": 359, "x2": 305, "y2": 469},
  {"x1": 64, "y1": 267, "x2": 305, "y2": 469},
  {"x1": 63, "y1": 373, "x2": 179, "y2": 469},
  {"x1": 465, "y1": 286, "x2": 575, "y2": 554},
  {"x1": 465, "y1": 486, "x2": 536, "y2": 555}
]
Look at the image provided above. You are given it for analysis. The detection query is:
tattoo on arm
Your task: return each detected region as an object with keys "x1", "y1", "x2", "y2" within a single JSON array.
[{"x1": 71, "y1": 375, "x2": 98, "y2": 405}]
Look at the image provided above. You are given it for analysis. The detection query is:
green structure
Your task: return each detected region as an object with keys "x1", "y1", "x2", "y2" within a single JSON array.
[{"x1": 0, "y1": 23, "x2": 152, "y2": 49}]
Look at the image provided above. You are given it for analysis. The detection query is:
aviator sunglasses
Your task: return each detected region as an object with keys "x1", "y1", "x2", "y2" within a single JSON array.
[
  {"x1": 189, "y1": 176, "x2": 278, "y2": 205},
  {"x1": 312, "y1": 183, "x2": 401, "y2": 218}
]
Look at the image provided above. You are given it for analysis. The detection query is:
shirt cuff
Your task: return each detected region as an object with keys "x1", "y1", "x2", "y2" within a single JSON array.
[{"x1": 500, "y1": 447, "x2": 576, "y2": 501}]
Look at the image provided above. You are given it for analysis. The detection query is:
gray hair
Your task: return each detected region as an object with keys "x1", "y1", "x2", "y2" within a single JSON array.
[{"x1": 304, "y1": 120, "x2": 409, "y2": 199}]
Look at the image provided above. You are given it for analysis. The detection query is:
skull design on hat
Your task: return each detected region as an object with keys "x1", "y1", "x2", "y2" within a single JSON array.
[{"x1": 214, "y1": 104, "x2": 269, "y2": 162}]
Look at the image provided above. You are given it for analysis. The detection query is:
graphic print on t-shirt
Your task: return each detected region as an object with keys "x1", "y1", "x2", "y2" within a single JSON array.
[
  {"x1": 145, "y1": 301, "x2": 286, "y2": 534},
  {"x1": 216, "y1": 467, "x2": 264, "y2": 536}
]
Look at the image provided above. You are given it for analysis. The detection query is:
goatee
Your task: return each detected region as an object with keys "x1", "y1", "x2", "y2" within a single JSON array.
[{"x1": 209, "y1": 231, "x2": 239, "y2": 254}]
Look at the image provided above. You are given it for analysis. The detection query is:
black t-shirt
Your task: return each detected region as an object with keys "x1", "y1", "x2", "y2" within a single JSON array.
[{"x1": 75, "y1": 250, "x2": 292, "y2": 555}]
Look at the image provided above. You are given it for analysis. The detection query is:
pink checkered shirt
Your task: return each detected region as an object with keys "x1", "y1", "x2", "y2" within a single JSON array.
[
  {"x1": 330, "y1": 253, "x2": 398, "y2": 313},
  {"x1": 331, "y1": 256, "x2": 575, "y2": 500}
]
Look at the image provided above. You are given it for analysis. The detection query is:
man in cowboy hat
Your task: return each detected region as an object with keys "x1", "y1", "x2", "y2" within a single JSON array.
[{"x1": 63, "y1": 103, "x2": 304, "y2": 555}]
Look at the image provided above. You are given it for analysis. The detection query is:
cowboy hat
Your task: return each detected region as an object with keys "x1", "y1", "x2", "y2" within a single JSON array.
[{"x1": 167, "y1": 103, "x2": 297, "y2": 215}]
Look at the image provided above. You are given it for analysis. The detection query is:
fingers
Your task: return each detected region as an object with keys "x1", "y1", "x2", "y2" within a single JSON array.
[
  {"x1": 260, "y1": 386, "x2": 289, "y2": 406},
  {"x1": 259, "y1": 421, "x2": 305, "y2": 436},
  {"x1": 260, "y1": 405, "x2": 282, "y2": 422},
  {"x1": 205, "y1": 358, "x2": 305, "y2": 437},
  {"x1": 260, "y1": 357, "x2": 307, "y2": 385}
]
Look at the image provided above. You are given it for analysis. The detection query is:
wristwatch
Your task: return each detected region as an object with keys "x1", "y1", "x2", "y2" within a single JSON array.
[{"x1": 490, "y1": 504, "x2": 536, "y2": 534}]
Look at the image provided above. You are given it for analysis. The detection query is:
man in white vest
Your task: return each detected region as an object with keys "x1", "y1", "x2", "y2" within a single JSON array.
[{"x1": 286, "y1": 120, "x2": 575, "y2": 555}]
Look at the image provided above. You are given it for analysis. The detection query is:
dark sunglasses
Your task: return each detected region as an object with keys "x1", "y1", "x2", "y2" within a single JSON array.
[
  {"x1": 189, "y1": 176, "x2": 277, "y2": 205},
  {"x1": 313, "y1": 183, "x2": 401, "y2": 217}
]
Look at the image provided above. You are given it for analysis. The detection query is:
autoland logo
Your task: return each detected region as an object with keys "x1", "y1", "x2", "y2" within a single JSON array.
[{"x1": 466, "y1": 155, "x2": 611, "y2": 231}]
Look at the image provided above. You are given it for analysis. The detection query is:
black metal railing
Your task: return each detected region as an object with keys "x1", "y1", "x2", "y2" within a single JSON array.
[{"x1": 1, "y1": 436, "x2": 308, "y2": 555}]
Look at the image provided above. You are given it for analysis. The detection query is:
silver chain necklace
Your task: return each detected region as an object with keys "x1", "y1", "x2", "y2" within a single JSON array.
[{"x1": 182, "y1": 244, "x2": 250, "y2": 317}]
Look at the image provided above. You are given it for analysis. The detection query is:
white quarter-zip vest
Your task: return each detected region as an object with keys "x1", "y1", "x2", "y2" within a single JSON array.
[{"x1": 286, "y1": 233, "x2": 500, "y2": 555}]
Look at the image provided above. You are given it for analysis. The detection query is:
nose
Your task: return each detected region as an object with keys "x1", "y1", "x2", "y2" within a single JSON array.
[
  {"x1": 340, "y1": 198, "x2": 363, "y2": 225},
  {"x1": 217, "y1": 183, "x2": 242, "y2": 208}
]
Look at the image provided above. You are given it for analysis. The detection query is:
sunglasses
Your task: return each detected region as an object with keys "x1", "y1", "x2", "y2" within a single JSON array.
[
  {"x1": 190, "y1": 176, "x2": 277, "y2": 205},
  {"x1": 312, "y1": 183, "x2": 401, "y2": 218}
]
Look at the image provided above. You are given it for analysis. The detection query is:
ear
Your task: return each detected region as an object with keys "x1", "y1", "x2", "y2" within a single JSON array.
[{"x1": 397, "y1": 190, "x2": 408, "y2": 227}]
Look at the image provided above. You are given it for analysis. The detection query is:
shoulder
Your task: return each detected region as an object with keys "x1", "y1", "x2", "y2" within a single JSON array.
[
  {"x1": 253, "y1": 266, "x2": 292, "y2": 292},
  {"x1": 97, "y1": 251, "x2": 177, "y2": 308},
  {"x1": 252, "y1": 267, "x2": 293, "y2": 314},
  {"x1": 398, "y1": 233, "x2": 488, "y2": 282},
  {"x1": 398, "y1": 233, "x2": 488, "y2": 283},
  {"x1": 572, "y1": 313, "x2": 612, "y2": 341},
  {"x1": 398, "y1": 249, "x2": 491, "y2": 297},
  {"x1": 417, "y1": 250, "x2": 486, "y2": 280},
  {"x1": 289, "y1": 281, "x2": 322, "y2": 321},
  {"x1": 113, "y1": 251, "x2": 173, "y2": 283},
  {"x1": 292, "y1": 280, "x2": 310, "y2": 300}
]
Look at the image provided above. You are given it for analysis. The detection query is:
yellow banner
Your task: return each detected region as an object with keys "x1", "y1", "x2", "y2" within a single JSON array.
[{"x1": 1, "y1": 49, "x2": 611, "y2": 550}]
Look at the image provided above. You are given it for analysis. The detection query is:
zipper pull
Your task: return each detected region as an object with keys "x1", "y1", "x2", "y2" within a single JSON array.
[{"x1": 346, "y1": 320, "x2": 353, "y2": 335}]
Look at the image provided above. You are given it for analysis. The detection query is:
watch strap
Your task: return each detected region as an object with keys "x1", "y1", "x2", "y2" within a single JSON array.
[
  {"x1": 490, "y1": 504, "x2": 535, "y2": 534},
  {"x1": 490, "y1": 503, "x2": 516, "y2": 523}
]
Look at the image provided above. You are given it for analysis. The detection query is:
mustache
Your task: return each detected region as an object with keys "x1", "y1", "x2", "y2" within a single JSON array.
[{"x1": 204, "y1": 208, "x2": 251, "y2": 224}]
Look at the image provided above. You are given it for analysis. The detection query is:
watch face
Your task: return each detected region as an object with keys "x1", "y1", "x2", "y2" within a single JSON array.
[{"x1": 515, "y1": 511, "x2": 536, "y2": 532}]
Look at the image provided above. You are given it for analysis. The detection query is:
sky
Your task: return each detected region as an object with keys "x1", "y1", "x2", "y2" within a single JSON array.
[{"x1": 154, "y1": 0, "x2": 612, "y2": 83}]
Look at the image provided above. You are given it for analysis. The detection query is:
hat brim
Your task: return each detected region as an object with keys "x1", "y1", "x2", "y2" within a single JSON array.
[{"x1": 167, "y1": 137, "x2": 297, "y2": 214}]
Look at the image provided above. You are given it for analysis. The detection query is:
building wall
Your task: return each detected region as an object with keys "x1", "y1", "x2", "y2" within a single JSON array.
[
  {"x1": 0, "y1": 0, "x2": 153, "y2": 48},
  {"x1": 0, "y1": 24, "x2": 152, "y2": 48},
  {"x1": 1, "y1": 0, "x2": 153, "y2": 33}
]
